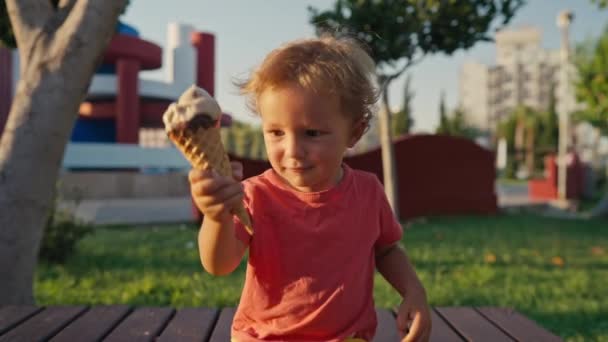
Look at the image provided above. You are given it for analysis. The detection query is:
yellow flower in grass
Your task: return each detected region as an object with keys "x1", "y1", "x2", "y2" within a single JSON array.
[
  {"x1": 551, "y1": 256, "x2": 565, "y2": 267},
  {"x1": 591, "y1": 246, "x2": 604, "y2": 256},
  {"x1": 484, "y1": 252, "x2": 497, "y2": 264}
]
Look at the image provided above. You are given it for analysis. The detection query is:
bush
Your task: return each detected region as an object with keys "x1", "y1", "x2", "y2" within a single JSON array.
[{"x1": 39, "y1": 192, "x2": 93, "y2": 264}]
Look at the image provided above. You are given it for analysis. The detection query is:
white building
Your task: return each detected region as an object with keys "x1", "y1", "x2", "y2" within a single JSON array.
[{"x1": 459, "y1": 27, "x2": 568, "y2": 132}]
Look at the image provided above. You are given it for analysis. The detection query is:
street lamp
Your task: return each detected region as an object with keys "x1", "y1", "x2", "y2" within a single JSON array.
[{"x1": 556, "y1": 10, "x2": 574, "y2": 202}]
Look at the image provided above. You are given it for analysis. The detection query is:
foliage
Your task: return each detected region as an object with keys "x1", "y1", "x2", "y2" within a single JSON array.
[
  {"x1": 35, "y1": 214, "x2": 608, "y2": 341},
  {"x1": 308, "y1": 0, "x2": 525, "y2": 200},
  {"x1": 497, "y1": 105, "x2": 558, "y2": 177},
  {"x1": 40, "y1": 195, "x2": 93, "y2": 264},
  {"x1": 573, "y1": 25, "x2": 608, "y2": 135},
  {"x1": 392, "y1": 75, "x2": 413, "y2": 137},
  {"x1": 536, "y1": 81, "x2": 559, "y2": 155},
  {"x1": 308, "y1": 0, "x2": 525, "y2": 73},
  {"x1": 435, "y1": 97, "x2": 480, "y2": 139},
  {"x1": 592, "y1": 0, "x2": 608, "y2": 9},
  {"x1": 222, "y1": 121, "x2": 267, "y2": 160},
  {"x1": 436, "y1": 90, "x2": 450, "y2": 134},
  {"x1": 1, "y1": 0, "x2": 130, "y2": 48}
]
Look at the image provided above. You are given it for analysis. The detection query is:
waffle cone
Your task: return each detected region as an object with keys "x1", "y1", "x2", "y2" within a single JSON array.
[{"x1": 169, "y1": 125, "x2": 253, "y2": 235}]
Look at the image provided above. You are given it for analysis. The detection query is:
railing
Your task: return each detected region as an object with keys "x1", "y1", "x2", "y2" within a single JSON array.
[{"x1": 62, "y1": 143, "x2": 190, "y2": 170}]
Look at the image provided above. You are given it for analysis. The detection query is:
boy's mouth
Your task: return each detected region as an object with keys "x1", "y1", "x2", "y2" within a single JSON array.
[{"x1": 285, "y1": 166, "x2": 312, "y2": 173}]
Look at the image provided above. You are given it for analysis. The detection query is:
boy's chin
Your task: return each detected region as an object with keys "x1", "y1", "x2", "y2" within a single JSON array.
[{"x1": 284, "y1": 176, "x2": 336, "y2": 193}]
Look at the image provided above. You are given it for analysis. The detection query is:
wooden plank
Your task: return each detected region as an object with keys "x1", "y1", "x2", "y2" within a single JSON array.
[
  {"x1": 476, "y1": 307, "x2": 562, "y2": 342},
  {"x1": 208, "y1": 307, "x2": 235, "y2": 342},
  {"x1": 430, "y1": 308, "x2": 464, "y2": 342},
  {"x1": 0, "y1": 306, "x2": 42, "y2": 335},
  {"x1": 436, "y1": 307, "x2": 514, "y2": 342},
  {"x1": 103, "y1": 307, "x2": 174, "y2": 342},
  {"x1": 373, "y1": 309, "x2": 400, "y2": 342},
  {"x1": 157, "y1": 307, "x2": 219, "y2": 342},
  {"x1": 50, "y1": 305, "x2": 131, "y2": 342},
  {"x1": 0, "y1": 306, "x2": 86, "y2": 342}
]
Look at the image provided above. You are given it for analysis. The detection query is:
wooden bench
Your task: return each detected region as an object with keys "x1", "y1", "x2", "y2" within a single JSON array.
[{"x1": 0, "y1": 305, "x2": 562, "y2": 341}]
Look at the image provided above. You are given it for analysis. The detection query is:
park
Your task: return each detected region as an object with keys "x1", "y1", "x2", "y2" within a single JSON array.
[{"x1": 0, "y1": 1, "x2": 607, "y2": 341}]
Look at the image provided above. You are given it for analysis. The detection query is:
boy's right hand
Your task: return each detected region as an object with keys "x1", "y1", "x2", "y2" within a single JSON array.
[{"x1": 189, "y1": 161, "x2": 244, "y2": 222}]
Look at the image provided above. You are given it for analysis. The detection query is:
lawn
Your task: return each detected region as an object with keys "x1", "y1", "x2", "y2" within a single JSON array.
[{"x1": 35, "y1": 214, "x2": 607, "y2": 342}]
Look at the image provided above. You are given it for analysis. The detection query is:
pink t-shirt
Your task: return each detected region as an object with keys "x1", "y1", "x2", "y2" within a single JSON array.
[{"x1": 231, "y1": 165, "x2": 403, "y2": 342}]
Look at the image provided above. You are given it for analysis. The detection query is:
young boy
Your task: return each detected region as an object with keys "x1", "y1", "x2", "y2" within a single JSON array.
[{"x1": 189, "y1": 35, "x2": 431, "y2": 341}]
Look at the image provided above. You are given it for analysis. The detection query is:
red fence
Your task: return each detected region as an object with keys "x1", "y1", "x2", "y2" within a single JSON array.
[
  {"x1": 528, "y1": 153, "x2": 584, "y2": 200},
  {"x1": 225, "y1": 134, "x2": 497, "y2": 220}
]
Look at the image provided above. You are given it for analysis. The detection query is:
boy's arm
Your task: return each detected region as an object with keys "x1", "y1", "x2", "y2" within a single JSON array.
[
  {"x1": 376, "y1": 243, "x2": 431, "y2": 341},
  {"x1": 198, "y1": 215, "x2": 247, "y2": 276},
  {"x1": 375, "y1": 243, "x2": 423, "y2": 297}
]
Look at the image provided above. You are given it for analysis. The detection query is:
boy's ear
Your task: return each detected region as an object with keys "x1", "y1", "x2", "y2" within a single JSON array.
[{"x1": 348, "y1": 119, "x2": 368, "y2": 148}]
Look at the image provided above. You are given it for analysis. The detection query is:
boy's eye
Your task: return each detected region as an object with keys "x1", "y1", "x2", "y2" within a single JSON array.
[
  {"x1": 267, "y1": 130, "x2": 284, "y2": 137},
  {"x1": 305, "y1": 130, "x2": 322, "y2": 137}
]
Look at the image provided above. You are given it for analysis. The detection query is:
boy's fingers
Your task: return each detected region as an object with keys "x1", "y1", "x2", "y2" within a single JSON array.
[
  {"x1": 191, "y1": 174, "x2": 236, "y2": 197},
  {"x1": 396, "y1": 302, "x2": 410, "y2": 331},
  {"x1": 202, "y1": 189, "x2": 244, "y2": 214},
  {"x1": 231, "y1": 161, "x2": 243, "y2": 181},
  {"x1": 402, "y1": 312, "x2": 424, "y2": 342},
  {"x1": 188, "y1": 168, "x2": 214, "y2": 183},
  {"x1": 192, "y1": 180, "x2": 243, "y2": 205}
]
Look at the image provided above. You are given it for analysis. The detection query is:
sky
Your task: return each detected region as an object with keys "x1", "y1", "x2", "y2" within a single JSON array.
[{"x1": 122, "y1": 0, "x2": 608, "y2": 133}]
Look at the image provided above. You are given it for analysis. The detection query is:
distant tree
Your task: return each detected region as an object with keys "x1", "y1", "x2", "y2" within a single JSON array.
[
  {"x1": 574, "y1": 27, "x2": 608, "y2": 134},
  {"x1": 309, "y1": 0, "x2": 525, "y2": 215},
  {"x1": 0, "y1": 0, "x2": 127, "y2": 305},
  {"x1": 221, "y1": 126, "x2": 237, "y2": 155},
  {"x1": 573, "y1": 23, "x2": 608, "y2": 217},
  {"x1": 436, "y1": 90, "x2": 450, "y2": 135},
  {"x1": 497, "y1": 106, "x2": 542, "y2": 178},
  {"x1": 536, "y1": 81, "x2": 559, "y2": 155},
  {"x1": 392, "y1": 75, "x2": 413, "y2": 137},
  {"x1": 232, "y1": 122, "x2": 252, "y2": 158},
  {"x1": 250, "y1": 129, "x2": 266, "y2": 160}
]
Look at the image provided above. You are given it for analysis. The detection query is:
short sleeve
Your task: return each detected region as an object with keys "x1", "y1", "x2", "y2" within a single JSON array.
[{"x1": 374, "y1": 180, "x2": 403, "y2": 247}]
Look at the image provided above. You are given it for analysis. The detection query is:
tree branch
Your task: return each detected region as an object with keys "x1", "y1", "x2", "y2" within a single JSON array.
[
  {"x1": 5, "y1": 0, "x2": 53, "y2": 49},
  {"x1": 58, "y1": 0, "x2": 78, "y2": 10},
  {"x1": 53, "y1": 0, "x2": 125, "y2": 54},
  {"x1": 388, "y1": 55, "x2": 425, "y2": 84}
]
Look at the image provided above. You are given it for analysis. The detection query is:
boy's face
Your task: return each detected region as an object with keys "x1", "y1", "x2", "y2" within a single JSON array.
[{"x1": 258, "y1": 84, "x2": 359, "y2": 192}]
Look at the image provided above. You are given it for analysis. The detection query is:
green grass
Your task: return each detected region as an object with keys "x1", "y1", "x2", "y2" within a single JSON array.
[{"x1": 35, "y1": 214, "x2": 608, "y2": 341}]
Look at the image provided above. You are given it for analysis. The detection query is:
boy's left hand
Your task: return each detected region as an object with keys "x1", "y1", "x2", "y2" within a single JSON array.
[{"x1": 396, "y1": 283, "x2": 431, "y2": 342}]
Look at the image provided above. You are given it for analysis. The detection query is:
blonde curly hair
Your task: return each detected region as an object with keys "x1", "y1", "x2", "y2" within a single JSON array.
[{"x1": 237, "y1": 35, "x2": 378, "y2": 125}]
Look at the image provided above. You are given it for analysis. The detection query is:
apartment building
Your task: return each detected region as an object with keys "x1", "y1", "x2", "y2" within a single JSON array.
[{"x1": 459, "y1": 27, "x2": 567, "y2": 132}]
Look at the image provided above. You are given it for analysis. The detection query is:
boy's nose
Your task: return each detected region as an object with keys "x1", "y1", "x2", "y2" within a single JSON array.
[{"x1": 284, "y1": 135, "x2": 304, "y2": 159}]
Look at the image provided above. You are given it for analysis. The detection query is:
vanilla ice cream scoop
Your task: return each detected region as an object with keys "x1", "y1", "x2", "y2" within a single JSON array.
[{"x1": 162, "y1": 85, "x2": 222, "y2": 132}]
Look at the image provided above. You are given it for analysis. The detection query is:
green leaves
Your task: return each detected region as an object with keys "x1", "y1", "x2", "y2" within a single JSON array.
[
  {"x1": 592, "y1": 0, "x2": 608, "y2": 9},
  {"x1": 574, "y1": 25, "x2": 608, "y2": 133},
  {"x1": 309, "y1": 0, "x2": 526, "y2": 70},
  {"x1": 0, "y1": 1, "x2": 16, "y2": 48}
]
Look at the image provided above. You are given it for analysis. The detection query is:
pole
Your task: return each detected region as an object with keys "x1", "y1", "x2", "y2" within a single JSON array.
[{"x1": 556, "y1": 10, "x2": 574, "y2": 201}]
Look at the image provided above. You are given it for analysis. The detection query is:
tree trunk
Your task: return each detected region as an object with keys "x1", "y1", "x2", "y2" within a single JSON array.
[
  {"x1": 0, "y1": 0, "x2": 125, "y2": 305},
  {"x1": 525, "y1": 125, "x2": 535, "y2": 176},
  {"x1": 378, "y1": 81, "x2": 399, "y2": 219}
]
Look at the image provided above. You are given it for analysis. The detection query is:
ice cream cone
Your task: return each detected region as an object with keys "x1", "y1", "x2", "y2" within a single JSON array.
[{"x1": 164, "y1": 85, "x2": 253, "y2": 235}]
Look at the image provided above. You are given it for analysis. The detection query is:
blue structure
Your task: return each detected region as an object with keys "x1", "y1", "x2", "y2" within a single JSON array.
[{"x1": 71, "y1": 21, "x2": 139, "y2": 143}]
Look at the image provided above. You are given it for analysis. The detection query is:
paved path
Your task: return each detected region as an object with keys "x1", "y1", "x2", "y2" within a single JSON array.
[
  {"x1": 58, "y1": 183, "x2": 547, "y2": 226},
  {"x1": 57, "y1": 197, "x2": 193, "y2": 225},
  {"x1": 496, "y1": 182, "x2": 547, "y2": 207}
]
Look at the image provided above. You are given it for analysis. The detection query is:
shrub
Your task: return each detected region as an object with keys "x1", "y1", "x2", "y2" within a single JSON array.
[{"x1": 39, "y1": 189, "x2": 93, "y2": 264}]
